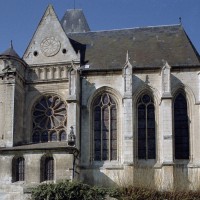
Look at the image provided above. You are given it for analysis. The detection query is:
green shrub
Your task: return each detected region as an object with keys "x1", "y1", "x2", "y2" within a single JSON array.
[
  {"x1": 31, "y1": 179, "x2": 200, "y2": 200},
  {"x1": 31, "y1": 180, "x2": 120, "y2": 200}
]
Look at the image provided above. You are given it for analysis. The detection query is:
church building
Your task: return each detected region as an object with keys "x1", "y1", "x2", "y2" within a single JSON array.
[{"x1": 0, "y1": 4, "x2": 200, "y2": 199}]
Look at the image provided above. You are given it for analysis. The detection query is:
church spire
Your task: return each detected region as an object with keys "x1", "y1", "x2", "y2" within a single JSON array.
[
  {"x1": 10, "y1": 40, "x2": 13, "y2": 49},
  {"x1": 0, "y1": 41, "x2": 20, "y2": 59}
]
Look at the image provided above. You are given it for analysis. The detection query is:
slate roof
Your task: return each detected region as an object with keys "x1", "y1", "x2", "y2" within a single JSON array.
[
  {"x1": 0, "y1": 46, "x2": 20, "y2": 59},
  {"x1": 67, "y1": 25, "x2": 200, "y2": 70},
  {"x1": 61, "y1": 9, "x2": 90, "y2": 33},
  {"x1": 0, "y1": 142, "x2": 77, "y2": 152}
]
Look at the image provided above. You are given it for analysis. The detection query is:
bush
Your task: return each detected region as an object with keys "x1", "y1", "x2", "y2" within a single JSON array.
[
  {"x1": 31, "y1": 179, "x2": 200, "y2": 200},
  {"x1": 31, "y1": 180, "x2": 120, "y2": 200}
]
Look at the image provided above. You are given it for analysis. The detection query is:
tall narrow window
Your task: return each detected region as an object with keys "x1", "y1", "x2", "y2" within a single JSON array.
[
  {"x1": 41, "y1": 156, "x2": 54, "y2": 181},
  {"x1": 12, "y1": 157, "x2": 25, "y2": 182},
  {"x1": 59, "y1": 130, "x2": 67, "y2": 141},
  {"x1": 174, "y1": 93, "x2": 189, "y2": 159},
  {"x1": 50, "y1": 131, "x2": 57, "y2": 141},
  {"x1": 137, "y1": 94, "x2": 156, "y2": 159},
  {"x1": 93, "y1": 93, "x2": 117, "y2": 161}
]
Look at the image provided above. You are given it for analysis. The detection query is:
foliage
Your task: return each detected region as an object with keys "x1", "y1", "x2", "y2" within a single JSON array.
[
  {"x1": 31, "y1": 180, "x2": 120, "y2": 200},
  {"x1": 31, "y1": 176, "x2": 200, "y2": 200},
  {"x1": 120, "y1": 186, "x2": 200, "y2": 200}
]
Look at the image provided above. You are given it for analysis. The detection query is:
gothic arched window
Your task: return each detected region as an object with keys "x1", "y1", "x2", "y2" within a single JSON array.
[
  {"x1": 44, "y1": 157, "x2": 54, "y2": 181},
  {"x1": 137, "y1": 94, "x2": 156, "y2": 159},
  {"x1": 32, "y1": 95, "x2": 67, "y2": 143},
  {"x1": 12, "y1": 157, "x2": 25, "y2": 182},
  {"x1": 93, "y1": 93, "x2": 117, "y2": 161},
  {"x1": 174, "y1": 93, "x2": 189, "y2": 159},
  {"x1": 41, "y1": 156, "x2": 54, "y2": 181},
  {"x1": 50, "y1": 131, "x2": 57, "y2": 141},
  {"x1": 41, "y1": 131, "x2": 48, "y2": 142},
  {"x1": 59, "y1": 130, "x2": 67, "y2": 141},
  {"x1": 32, "y1": 132, "x2": 40, "y2": 143}
]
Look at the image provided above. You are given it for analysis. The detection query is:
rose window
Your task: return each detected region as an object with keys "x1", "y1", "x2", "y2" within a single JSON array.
[{"x1": 32, "y1": 95, "x2": 67, "y2": 143}]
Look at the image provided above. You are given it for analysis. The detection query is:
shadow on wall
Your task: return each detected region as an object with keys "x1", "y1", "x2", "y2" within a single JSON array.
[
  {"x1": 171, "y1": 74, "x2": 183, "y2": 91},
  {"x1": 80, "y1": 168, "x2": 119, "y2": 187},
  {"x1": 174, "y1": 164, "x2": 189, "y2": 191},
  {"x1": 80, "y1": 164, "x2": 156, "y2": 189}
]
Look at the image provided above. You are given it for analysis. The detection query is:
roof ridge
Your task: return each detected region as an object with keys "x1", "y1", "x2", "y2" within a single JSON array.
[
  {"x1": 69, "y1": 24, "x2": 181, "y2": 34},
  {"x1": 67, "y1": 9, "x2": 83, "y2": 11}
]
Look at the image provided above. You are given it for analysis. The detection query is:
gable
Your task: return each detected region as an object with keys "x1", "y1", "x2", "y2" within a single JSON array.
[{"x1": 23, "y1": 5, "x2": 78, "y2": 66}]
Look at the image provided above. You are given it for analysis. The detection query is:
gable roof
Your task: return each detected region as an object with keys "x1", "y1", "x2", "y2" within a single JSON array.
[
  {"x1": 23, "y1": 5, "x2": 78, "y2": 65},
  {"x1": 68, "y1": 25, "x2": 200, "y2": 70}
]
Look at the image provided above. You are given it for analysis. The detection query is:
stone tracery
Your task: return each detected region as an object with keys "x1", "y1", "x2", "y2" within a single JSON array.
[{"x1": 32, "y1": 95, "x2": 67, "y2": 143}]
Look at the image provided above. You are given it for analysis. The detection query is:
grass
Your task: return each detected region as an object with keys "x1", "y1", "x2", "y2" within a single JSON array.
[
  {"x1": 119, "y1": 187, "x2": 200, "y2": 200},
  {"x1": 116, "y1": 165, "x2": 200, "y2": 199},
  {"x1": 31, "y1": 166, "x2": 200, "y2": 200}
]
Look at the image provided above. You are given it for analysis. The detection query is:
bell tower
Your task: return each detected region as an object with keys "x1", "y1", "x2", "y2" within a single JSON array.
[{"x1": 0, "y1": 45, "x2": 26, "y2": 147}]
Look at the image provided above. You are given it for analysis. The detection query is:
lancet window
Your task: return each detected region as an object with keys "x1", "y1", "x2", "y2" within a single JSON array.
[
  {"x1": 93, "y1": 93, "x2": 117, "y2": 161},
  {"x1": 12, "y1": 157, "x2": 25, "y2": 182},
  {"x1": 137, "y1": 94, "x2": 156, "y2": 159},
  {"x1": 174, "y1": 93, "x2": 189, "y2": 159},
  {"x1": 41, "y1": 156, "x2": 54, "y2": 181}
]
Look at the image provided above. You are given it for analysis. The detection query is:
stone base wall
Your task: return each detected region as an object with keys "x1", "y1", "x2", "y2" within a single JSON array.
[
  {"x1": 0, "y1": 184, "x2": 24, "y2": 200},
  {"x1": 80, "y1": 165, "x2": 200, "y2": 191}
]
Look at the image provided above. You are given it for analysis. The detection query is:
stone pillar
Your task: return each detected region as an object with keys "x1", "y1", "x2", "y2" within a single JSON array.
[
  {"x1": 159, "y1": 61, "x2": 174, "y2": 190},
  {"x1": 67, "y1": 64, "x2": 80, "y2": 149},
  {"x1": 198, "y1": 72, "x2": 200, "y2": 102},
  {"x1": 0, "y1": 58, "x2": 25, "y2": 147},
  {"x1": 122, "y1": 51, "x2": 133, "y2": 165},
  {"x1": 161, "y1": 61, "x2": 171, "y2": 97},
  {"x1": 4, "y1": 82, "x2": 15, "y2": 147}
]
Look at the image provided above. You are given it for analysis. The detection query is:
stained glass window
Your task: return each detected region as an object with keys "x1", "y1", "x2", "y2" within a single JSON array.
[
  {"x1": 32, "y1": 95, "x2": 67, "y2": 143},
  {"x1": 59, "y1": 131, "x2": 67, "y2": 141},
  {"x1": 174, "y1": 93, "x2": 189, "y2": 159},
  {"x1": 93, "y1": 93, "x2": 117, "y2": 161},
  {"x1": 138, "y1": 94, "x2": 156, "y2": 159},
  {"x1": 50, "y1": 131, "x2": 57, "y2": 141},
  {"x1": 32, "y1": 132, "x2": 40, "y2": 143}
]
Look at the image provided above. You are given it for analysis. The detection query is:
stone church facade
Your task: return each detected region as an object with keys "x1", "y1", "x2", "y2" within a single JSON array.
[{"x1": 0, "y1": 4, "x2": 200, "y2": 199}]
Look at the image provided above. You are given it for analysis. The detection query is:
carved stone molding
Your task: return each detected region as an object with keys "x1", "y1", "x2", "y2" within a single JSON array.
[
  {"x1": 161, "y1": 61, "x2": 172, "y2": 98},
  {"x1": 123, "y1": 51, "x2": 133, "y2": 98},
  {"x1": 40, "y1": 37, "x2": 61, "y2": 57},
  {"x1": 26, "y1": 65, "x2": 71, "y2": 82}
]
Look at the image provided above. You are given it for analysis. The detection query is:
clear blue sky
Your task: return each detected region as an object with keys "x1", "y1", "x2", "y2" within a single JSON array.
[{"x1": 0, "y1": 0, "x2": 199, "y2": 57}]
